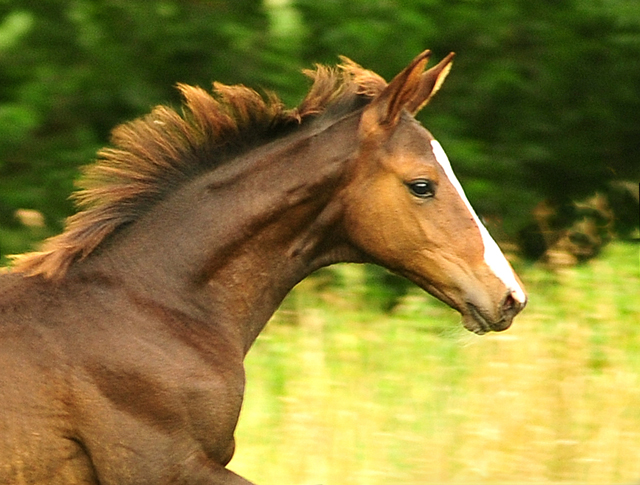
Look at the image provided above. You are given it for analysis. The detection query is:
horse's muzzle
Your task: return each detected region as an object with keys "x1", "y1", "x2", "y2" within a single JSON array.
[{"x1": 463, "y1": 290, "x2": 527, "y2": 335}]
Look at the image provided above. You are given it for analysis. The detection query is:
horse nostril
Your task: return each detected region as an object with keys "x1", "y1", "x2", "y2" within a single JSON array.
[
  {"x1": 502, "y1": 290, "x2": 526, "y2": 317},
  {"x1": 502, "y1": 293, "x2": 515, "y2": 314}
]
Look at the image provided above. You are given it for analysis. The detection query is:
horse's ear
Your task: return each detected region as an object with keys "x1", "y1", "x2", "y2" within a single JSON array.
[
  {"x1": 406, "y1": 52, "x2": 455, "y2": 115},
  {"x1": 359, "y1": 50, "x2": 431, "y2": 137}
]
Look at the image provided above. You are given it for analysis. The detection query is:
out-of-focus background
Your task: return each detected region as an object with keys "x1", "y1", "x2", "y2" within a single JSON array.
[{"x1": 0, "y1": 0, "x2": 638, "y2": 482}]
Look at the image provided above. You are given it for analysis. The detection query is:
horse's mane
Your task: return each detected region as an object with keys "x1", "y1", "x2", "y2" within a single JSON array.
[{"x1": 10, "y1": 58, "x2": 387, "y2": 279}]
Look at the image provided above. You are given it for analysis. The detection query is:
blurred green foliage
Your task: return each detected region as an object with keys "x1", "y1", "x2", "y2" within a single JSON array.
[{"x1": 0, "y1": 0, "x2": 638, "y2": 258}]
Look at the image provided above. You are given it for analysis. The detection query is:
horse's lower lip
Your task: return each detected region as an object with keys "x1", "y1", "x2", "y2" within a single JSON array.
[{"x1": 463, "y1": 304, "x2": 511, "y2": 335}]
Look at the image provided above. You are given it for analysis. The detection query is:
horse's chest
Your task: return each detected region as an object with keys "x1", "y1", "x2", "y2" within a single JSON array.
[{"x1": 75, "y1": 340, "x2": 246, "y2": 474}]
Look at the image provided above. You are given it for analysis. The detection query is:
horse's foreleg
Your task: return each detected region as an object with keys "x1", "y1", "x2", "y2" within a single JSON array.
[
  {"x1": 192, "y1": 467, "x2": 255, "y2": 485},
  {"x1": 210, "y1": 468, "x2": 255, "y2": 485},
  {"x1": 178, "y1": 454, "x2": 256, "y2": 485}
]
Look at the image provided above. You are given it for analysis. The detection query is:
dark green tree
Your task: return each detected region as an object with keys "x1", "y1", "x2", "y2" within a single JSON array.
[{"x1": 1, "y1": 0, "x2": 638, "y2": 261}]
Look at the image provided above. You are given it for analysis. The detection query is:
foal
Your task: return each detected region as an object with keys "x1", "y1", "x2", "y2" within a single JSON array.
[{"x1": 1, "y1": 51, "x2": 526, "y2": 484}]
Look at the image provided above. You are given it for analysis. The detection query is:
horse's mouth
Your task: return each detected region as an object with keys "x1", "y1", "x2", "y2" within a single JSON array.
[
  {"x1": 399, "y1": 270, "x2": 517, "y2": 335},
  {"x1": 462, "y1": 303, "x2": 512, "y2": 335}
]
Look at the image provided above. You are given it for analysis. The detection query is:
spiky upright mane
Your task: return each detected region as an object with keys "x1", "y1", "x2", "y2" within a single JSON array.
[{"x1": 10, "y1": 58, "x2": 387, "y2": 279}]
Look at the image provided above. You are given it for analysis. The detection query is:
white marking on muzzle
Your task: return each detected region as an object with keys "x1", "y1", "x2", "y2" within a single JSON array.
[{"x1": 430, "y1": 140, "x2": 526, "y2": 303}]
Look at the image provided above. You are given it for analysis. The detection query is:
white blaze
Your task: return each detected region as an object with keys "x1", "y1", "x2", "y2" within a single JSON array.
[{"x1": 430, "y1": 140, "x2": 526, "y2": 303}]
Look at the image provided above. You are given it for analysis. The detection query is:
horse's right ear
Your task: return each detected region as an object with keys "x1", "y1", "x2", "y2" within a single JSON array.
[
  {"x1": 359, "y1": 50, "x2": 431, "y2": 138},
  {"x1": 405, "y1": 52, "x2": 455, "y2": 114}
]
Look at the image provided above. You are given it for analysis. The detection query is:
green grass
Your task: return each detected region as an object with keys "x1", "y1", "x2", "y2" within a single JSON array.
[{"x1": 230, "y1": 242, "x2": 640, "y2": 484}]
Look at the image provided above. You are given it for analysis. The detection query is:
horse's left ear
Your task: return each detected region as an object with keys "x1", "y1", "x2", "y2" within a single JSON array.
[
  {"x1": 359, "y1": 50, "x2": 431, "y2": 137},
  {"x1": 406, "y1": 52, "x2": 455, "y2": 115}
]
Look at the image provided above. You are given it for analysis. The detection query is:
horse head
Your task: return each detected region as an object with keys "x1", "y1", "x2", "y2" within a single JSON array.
[{"x1": 342, "y1": 51, "x2": 527, "y2": 334}]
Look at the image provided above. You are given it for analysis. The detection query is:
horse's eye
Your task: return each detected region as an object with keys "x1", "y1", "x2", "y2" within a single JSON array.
[{"x1": 406, "y1": 179, "x2": 435, "y2": 198}]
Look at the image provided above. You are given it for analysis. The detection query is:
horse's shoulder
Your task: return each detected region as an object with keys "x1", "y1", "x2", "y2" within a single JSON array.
[{"x1": 0, "y1": 272, "x2": 39, "y2": 308}]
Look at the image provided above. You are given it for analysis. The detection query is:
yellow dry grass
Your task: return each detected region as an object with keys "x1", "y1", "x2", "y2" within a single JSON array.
[{"x1": 230, "y1": 242, "x2": 640, "y2": 484}]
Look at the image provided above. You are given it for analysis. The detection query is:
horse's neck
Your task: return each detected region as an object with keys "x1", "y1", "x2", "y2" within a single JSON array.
[{"x1": 92, "y1": 113, "x2": 360, "y2": 352}]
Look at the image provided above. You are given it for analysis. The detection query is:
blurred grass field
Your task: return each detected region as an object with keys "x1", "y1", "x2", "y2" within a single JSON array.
[{"x1": 229, "y1": 242, "x2": 640, "y2": 484}]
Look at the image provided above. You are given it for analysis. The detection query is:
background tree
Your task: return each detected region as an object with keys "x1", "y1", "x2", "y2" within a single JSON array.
[{"x1": 1, "y1": 0, "x2": 638, "y2": 261}]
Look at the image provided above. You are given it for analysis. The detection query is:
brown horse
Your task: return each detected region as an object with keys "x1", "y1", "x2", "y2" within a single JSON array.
[{"x1": 0, "y1": 51, "x2": 526, "y2": 484}]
